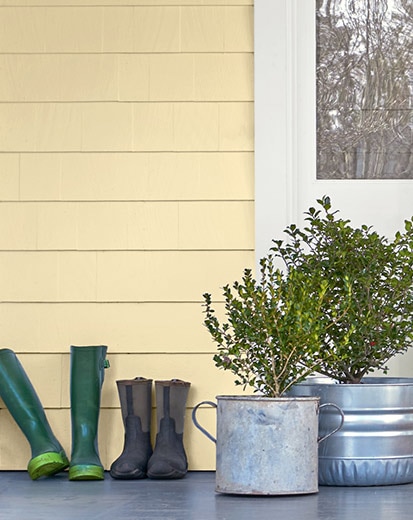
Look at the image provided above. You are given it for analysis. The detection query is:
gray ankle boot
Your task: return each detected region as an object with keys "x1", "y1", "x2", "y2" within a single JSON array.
[
  {"x1": 110, "y1": 377, "x2": 153, "y2": 479},
  {"x1": 147, "y1": 379, "x2": 191, "y2": 479}
]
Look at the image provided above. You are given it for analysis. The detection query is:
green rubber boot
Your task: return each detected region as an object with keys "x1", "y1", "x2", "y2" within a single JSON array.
[
  {"x1": 0, "y1": 348, "x2": 69, "y2": 480},
  {"x1": 69, "y1": 345, "x2": 109, "y2": 481}
]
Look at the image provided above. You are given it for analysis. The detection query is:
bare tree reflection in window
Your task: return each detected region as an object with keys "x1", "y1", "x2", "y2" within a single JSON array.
[{"x1": 317, "y1": 0, "x2": 413, "y2": 179}]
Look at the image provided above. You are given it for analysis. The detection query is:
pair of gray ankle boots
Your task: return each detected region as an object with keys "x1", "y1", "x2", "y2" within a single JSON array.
[{"x1": 110, "y1": 378, "x2": 191, "y2": 480}]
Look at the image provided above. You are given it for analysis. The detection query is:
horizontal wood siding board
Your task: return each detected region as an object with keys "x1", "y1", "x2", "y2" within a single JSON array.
[
  {"x1": 0, "y1": 201, "x2": 254, "y2": 250},
  {"x1": 16, "y1": 152, "x2": 254, "y2": 202},
  {"x1": 0, "y1": 6, "x2": 253, "y2": 53},
  {"x1": 0, "y1": 52, "x2": 252, "y2": 103},
  {"x1": 0, "y1": 0, "x2": 252, "y2": 5},
  {"x1": 0, "y1": 250, "x2": 254, "y2": 301},
  {"x1": 0, "y1": 301, "x2": 227, "y2": 353}
]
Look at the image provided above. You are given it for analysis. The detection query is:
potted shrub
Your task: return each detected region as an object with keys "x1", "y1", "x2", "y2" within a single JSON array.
[
  {"x1": 276, "y1": 196, "x2": 413, "y2": 486},
  {"x1": 192, "y1": 247, "x2": 344, "y2": 495},
  {"x1": 196, "y1": 196, "x2": 413, "y2": 488},
  {"x1": 272, "y1": 196, "x2": 413, "y2": 385}
]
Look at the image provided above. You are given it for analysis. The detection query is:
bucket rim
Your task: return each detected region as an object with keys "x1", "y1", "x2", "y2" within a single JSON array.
[
  {"x1": 296, "y1": 376, "x2": 413, "y2": 387},
  {"x1": 215, "y1": 394, "x2": 321, "y2": 402}
]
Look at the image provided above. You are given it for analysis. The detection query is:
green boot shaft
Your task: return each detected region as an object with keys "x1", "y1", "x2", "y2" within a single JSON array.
[
  {"x1": 69, "y1": 345, "x2": 108, "y2": 481},
  {"x1": 0, "y1": 348, "x2": 68, "y2": 479}
]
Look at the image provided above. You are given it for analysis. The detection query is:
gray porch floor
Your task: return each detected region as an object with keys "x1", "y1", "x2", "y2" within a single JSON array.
[{"x1": 1, "y1": 470, "x2": 413, "y2": 520}]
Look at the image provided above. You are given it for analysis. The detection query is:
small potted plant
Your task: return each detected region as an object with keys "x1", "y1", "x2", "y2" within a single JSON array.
[
  {"x1": 192, "y1": 247, "x2": 344, "y2": 495},
  {"x1": 202, "y1": 259, "x2": 337, "y2": 398}
]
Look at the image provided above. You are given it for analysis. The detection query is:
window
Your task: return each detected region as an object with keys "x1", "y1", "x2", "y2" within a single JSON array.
[{"x1": 317, "y1": 0, "x2": 413, "y2": 179}]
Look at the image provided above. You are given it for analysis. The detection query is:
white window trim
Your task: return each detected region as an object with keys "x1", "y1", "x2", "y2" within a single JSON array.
[{"x1": 254, "y1": 0, "x2": 316, "y2": 262}]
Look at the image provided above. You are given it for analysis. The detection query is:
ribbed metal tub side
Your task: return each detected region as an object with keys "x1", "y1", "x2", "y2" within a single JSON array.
[{"x1": 290, "y1": 377, "x2": 413, "y2": 486}]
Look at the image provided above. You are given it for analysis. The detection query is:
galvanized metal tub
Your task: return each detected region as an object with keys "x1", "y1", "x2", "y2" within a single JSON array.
[
  {"x1": 289, "y1": 377, "x2": 413, "y2": 486},
  {"x1": 192, "y1": 395, "x2": 343, "y2": 495}
]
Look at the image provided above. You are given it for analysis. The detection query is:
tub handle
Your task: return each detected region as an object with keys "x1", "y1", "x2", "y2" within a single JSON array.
[
  {"x1": 192, "y1": 400, "x2": 217, "y2": 443},
  {"x1": 318, "y1": 402, "x2": 345, "y2": 443}
]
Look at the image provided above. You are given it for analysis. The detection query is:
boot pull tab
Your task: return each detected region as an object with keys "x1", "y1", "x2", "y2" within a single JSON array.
[{"x1": 103, "y1": 359, "x2": 110, "y2": 369}]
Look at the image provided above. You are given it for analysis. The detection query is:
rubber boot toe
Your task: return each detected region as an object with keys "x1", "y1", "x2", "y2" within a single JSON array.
[
  {"x1": 147, "y1": 418, "x2": 188, "y2": 480},
  {"x1": 28, "y1": 450, "x2": 69, "y2": 480},
  {"x1": 69, "y1": 464, "x2": 104, "y2": 481}
]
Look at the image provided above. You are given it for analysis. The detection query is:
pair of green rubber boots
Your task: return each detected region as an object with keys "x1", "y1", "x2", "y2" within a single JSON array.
[{"x1": 0, "y1": 346, "x2": 109, "y2": 480}]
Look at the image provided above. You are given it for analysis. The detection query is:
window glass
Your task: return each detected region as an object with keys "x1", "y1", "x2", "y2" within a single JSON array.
[{"x1": 317, "y1": 0, "x2": 413, "y2": 179}]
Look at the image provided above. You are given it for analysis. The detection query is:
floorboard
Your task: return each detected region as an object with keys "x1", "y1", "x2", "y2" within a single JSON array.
[{"x1": 1, "y1": 471, "x2": 413, "y2": 520}]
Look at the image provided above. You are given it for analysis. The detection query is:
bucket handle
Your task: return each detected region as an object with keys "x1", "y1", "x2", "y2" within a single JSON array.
[
  {"x1": 192, "y1": 400, "x2": 217, "y2": 443},
  {"x1": 318, "y1": 402, "x2": 345, "y2": 443},
  {"x1": 192, "y1": 400, "x2": 345, "y2": 445}
]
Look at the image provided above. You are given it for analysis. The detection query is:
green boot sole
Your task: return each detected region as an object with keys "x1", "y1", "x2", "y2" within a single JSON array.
[
  {"x1": 69, "y1": 464, "x2": 105, "y2": 481},
  {"x1": 28, "y1": 451, "x2": 69, "y2": 480}
]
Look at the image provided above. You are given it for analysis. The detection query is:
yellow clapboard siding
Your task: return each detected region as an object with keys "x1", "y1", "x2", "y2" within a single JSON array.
[
  {"x1": 0, "y1": 7, "x2": 103, "y2": 53},
  {"x1": 0, "y1": 0, "x2": 252, "y2": 5},
  {"x1": 219, "y1": 102, "x2": 255, "y2": 150},
  {"x1": 0, "y1": 103, "x2": 253, "y2": 152},
  {"x1": 0, "y1": 103, "x2": 83, "y2": 152},
  {"x1": 0, "y1": 6, "x2": 252, "y2": 53},
  {"x1": 148, "y1": 54, "x2": 195, "y2": 101},
  {"x1": 178, "y1": 201, "x2": 254, "y2": 250},
  {"x1": 181, "y1": 7, "x2": 225, "y2": 52},
  {"x1": 41, "y1": 201, "x2": 177, "y2": 251},
  {"x1": 96, "y1": 251, "x2": 253, "y2": 302},
  {"x1": 173, "y1": 103, "x2": 220, "y2": 151},
  {"x1": 19, "y1": 154, "x2": 62, "y2": 201},
  {"x1": 0, "y1": 0, "x2": 255, "y2": 473},
  {"x1": 118, "y1": 54, "x2": 150, "y2": 101},
  {"x1": 102, "y1": 7, "x2": 181, "y2": 53},
  {"x1": 180, "y1": 6, "x2": 253, "y2": 52},
  {"x1": 0, "y1": 252, "x2": 95, "y2": 302},
  {"x1": 76, "y1": 202, "x2": 180, "y2": 251},
  {"x1": 224, "y1": 6, "x2": 254, "y2": 51},
  {"x1": 0, "y1": 203, "x2": 39, "y2": 249},
  {"x1": 0, "y1": 155, "x2": 19, "y2": 200},
  {"x1": 175, "y1": 102, "x2": 253, "y2": 151},
  {"x1": 81, "y1": 103, "x2": 134, "y2": 151},
  {"x1": 0, "y1": 55, "x2": 118, "y2": 102},
  {"x1": 0, "y1": 251, "x2": 253, "y2": 302},
  {"x1": 132, "y1": 103, "x2": 175, "y2": 151},
  {"x1": 0, "y1": 302, "x2": 225, "y2": 353},
  {"x1": 193, "y1": 53, "x2": 253, "y2": 101},
  {"x1": 18, "y1": 152, "x2": 254, "y2": 202},
  {"x1": 0, "y1": 201, "x2": 253, "y2": 250},
  {"x1": 0, "y1": 53, "x2": 252, "y2": 103},
  {"x1": 120, "y1": 53, "x2": 253, "y2": 102}
]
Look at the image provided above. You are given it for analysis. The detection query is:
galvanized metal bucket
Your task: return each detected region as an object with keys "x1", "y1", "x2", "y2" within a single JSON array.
[
  {"x1": 192, "y1": 395, "x2": 344, "y2": 495},
  {"x1": 289, "y1": 377, "x2": 413, "y2": 486}
]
